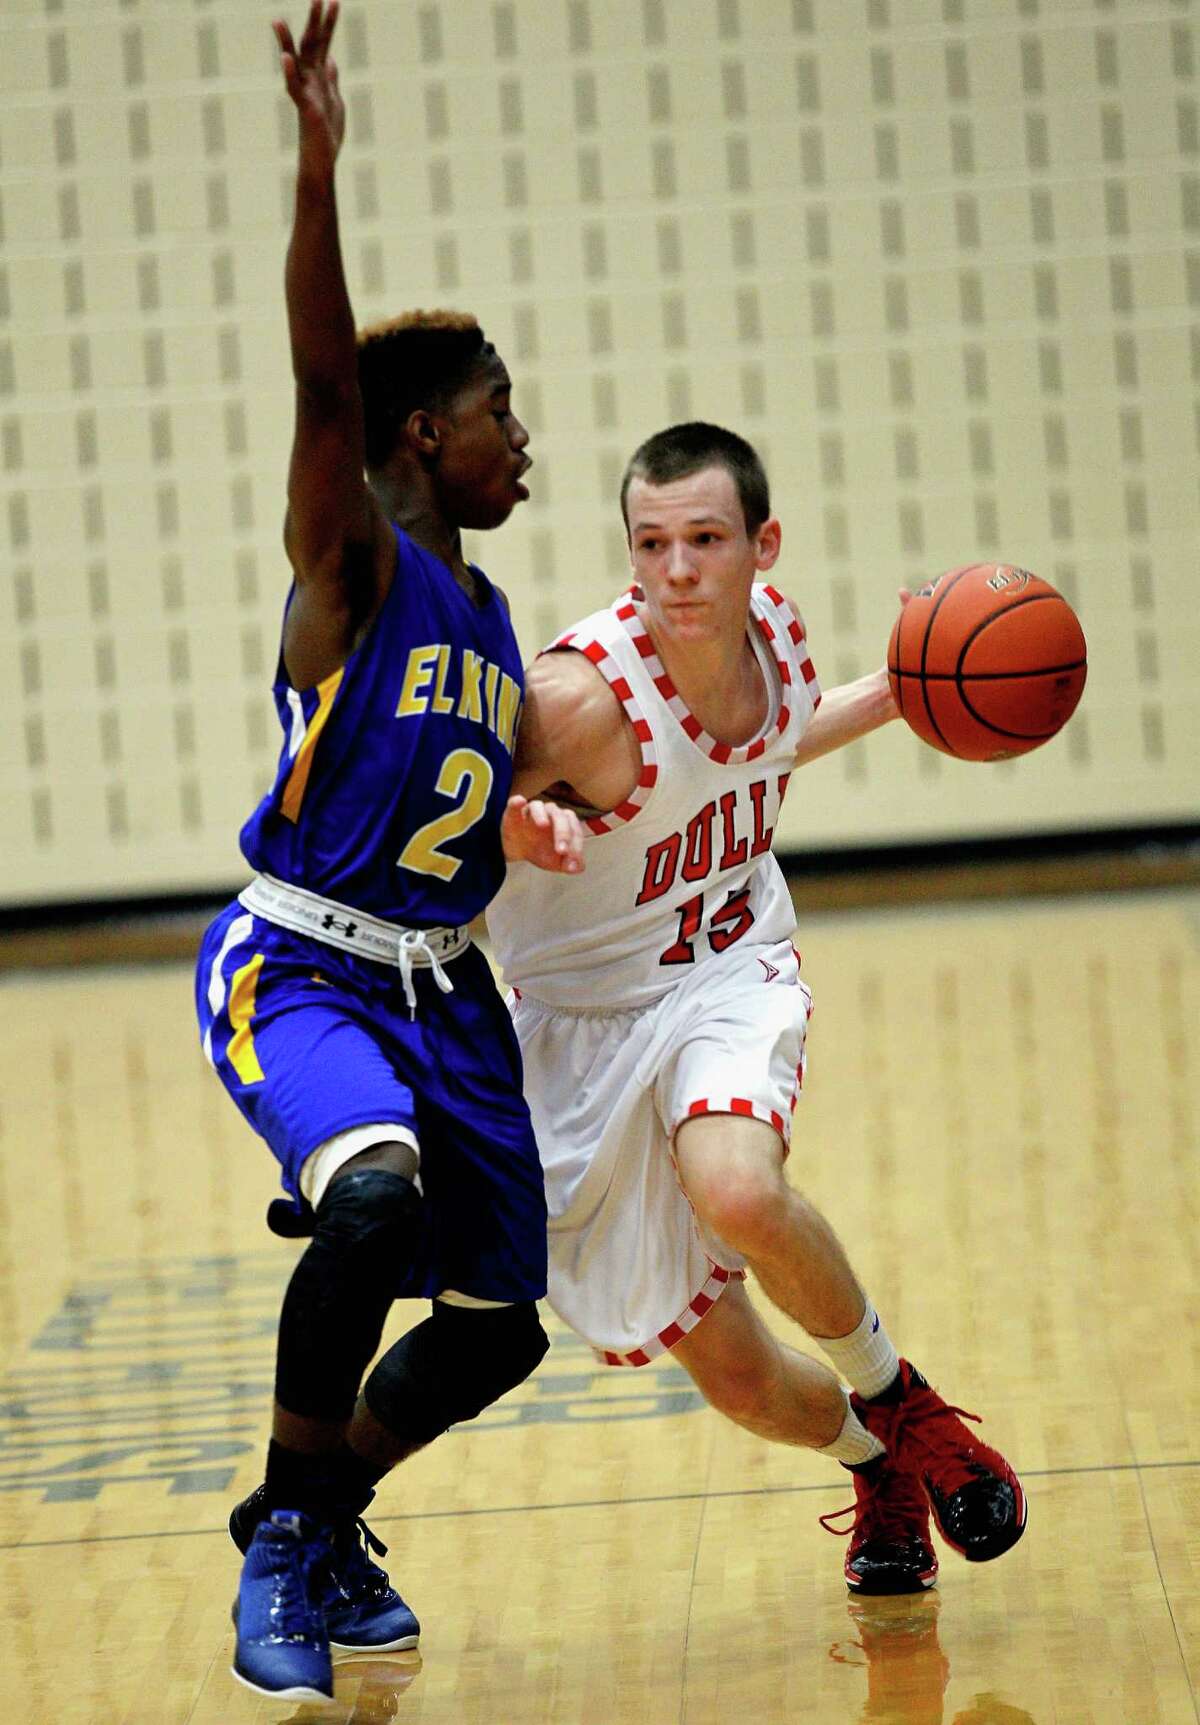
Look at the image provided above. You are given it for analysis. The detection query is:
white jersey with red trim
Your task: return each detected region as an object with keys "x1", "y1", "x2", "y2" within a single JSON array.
[{"x1": 488, "y1": 582, "x2": 820, "y2": 1010}]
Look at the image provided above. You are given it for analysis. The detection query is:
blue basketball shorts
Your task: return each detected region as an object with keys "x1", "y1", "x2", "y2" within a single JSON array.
[{"x1": 195, "y1": 900, "x2": 547, "y2": 1304}]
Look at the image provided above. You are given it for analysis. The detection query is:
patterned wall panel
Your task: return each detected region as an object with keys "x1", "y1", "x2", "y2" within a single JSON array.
[{"x1": 1, "y1": 0, "x2": 1196, "y2": 904}]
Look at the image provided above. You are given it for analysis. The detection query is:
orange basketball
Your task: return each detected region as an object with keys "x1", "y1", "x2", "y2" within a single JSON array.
[{"x1": 887, "y1": 563, "x2": 1087, "y2": 761}]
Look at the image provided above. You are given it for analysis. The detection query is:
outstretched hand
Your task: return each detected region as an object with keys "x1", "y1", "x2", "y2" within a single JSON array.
[
  {"x1": 273, "y1": 1, "x2": 345, "y2": 170},
  {"x1": 501, "y1": 796, "x2": 586, "y2": 875}
]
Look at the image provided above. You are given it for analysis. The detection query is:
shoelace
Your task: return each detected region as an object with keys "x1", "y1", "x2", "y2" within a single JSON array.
[
  {"x1": 333, "y1": 1516, "x2": 391, "y2": 1595},
  {"x1": 819, "y1": 1462, "x2": 930, "y2": 1545},
  {"x1": 396, "y1": 928, "x2": 454, "y2": 1018},
  {"x1": 867, "y1": 1389, "x2": 988, "y2": 1498},
  {"x1": 819, "y1": 1503, "x2": 862, "y2": 1540},
  {"x1": 265, "y1": 1518, "x2": 334, "y2": 1642}
]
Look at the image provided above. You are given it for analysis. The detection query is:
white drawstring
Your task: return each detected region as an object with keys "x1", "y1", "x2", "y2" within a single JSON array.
[{"x1": 396, "y1": 927, "x2": 455, "y2": 1019}]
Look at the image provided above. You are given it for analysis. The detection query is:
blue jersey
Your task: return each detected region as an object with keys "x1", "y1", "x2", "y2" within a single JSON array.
[{"x1": 241, "y1": 525, "x2": 524, "y2": 927}]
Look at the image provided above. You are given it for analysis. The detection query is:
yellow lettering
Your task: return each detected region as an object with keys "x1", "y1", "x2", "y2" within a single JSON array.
[
  {"x1": 397, "y1": 749, "x2": 494, "y2": 881},
  {"x1": 495, "y1": 674, "x2": 522, "y2": 754},
  {"x1": 483, "y1": 662, "x2": 499, "y2": 734},
  {"x1": 430, "y1": 644, "x2": 455, "y2": 714},
  {"x1": 458, "y1": 650, "x2": 484, "y2": 722},
  {"x1": 396, "y1": 645, "x2": 439, "y2": 717}
]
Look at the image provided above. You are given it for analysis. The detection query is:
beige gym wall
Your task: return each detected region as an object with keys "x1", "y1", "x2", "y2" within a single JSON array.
[{"x1": 1, "y1": 0, "x2": 1196, "y2": 906}]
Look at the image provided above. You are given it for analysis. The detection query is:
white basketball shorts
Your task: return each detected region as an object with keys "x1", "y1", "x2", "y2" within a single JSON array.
[{"x1": 509, "y1": 939, "x2": 813, "y2": 1367}]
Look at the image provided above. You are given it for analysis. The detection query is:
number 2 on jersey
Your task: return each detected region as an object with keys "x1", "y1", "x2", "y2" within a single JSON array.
[{"x1": 397, "y1": 748, "x2": 494, "y2": 882}]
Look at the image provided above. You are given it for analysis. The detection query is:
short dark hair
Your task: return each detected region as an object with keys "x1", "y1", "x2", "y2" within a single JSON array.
[
  {"x1": 620, "y1": 421, "x2": 771, "y2": 535},
  {"x1": 356, "y1": 311, "x2": 496, "y2": 470}
]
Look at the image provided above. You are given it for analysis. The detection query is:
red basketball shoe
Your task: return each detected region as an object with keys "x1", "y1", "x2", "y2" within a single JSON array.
[
  {"x1": 852, "y1": 1361, "x2": 1027, "y2": 1562},
  {"x1": 820, "y1": 1456, "x2": 939, "y2": 1595}
]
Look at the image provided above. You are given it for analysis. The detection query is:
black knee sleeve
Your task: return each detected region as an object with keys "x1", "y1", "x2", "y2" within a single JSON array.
[
  {"x1": 363, "y1": 1300, "x2": 548, "y2": 1448},
  {"x1": 274, "y1": 1168, "x2": 422, "y2": 1421}
]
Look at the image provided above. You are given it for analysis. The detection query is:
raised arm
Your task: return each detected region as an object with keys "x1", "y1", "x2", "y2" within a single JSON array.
[{"x1": 272, "y1": 2, "x2": 392, "y2": 688}]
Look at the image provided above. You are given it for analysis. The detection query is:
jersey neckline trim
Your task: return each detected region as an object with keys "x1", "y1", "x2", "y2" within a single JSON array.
[
  {"x1": 614, "y1": 584, "x2": 812, "y2": 767},
  {"x1": 552, "y1": 583, "x2": 818, "y2": 839}
]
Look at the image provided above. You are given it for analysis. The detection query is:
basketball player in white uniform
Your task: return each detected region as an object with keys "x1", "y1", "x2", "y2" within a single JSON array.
[{"x1": 489, "y1": 422, "x2": 1027, "y2": 1594}]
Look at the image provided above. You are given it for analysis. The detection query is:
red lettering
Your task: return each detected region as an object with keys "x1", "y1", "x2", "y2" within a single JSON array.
[
  {"x1": 681, "y1": 801, "x2": 716, "y2": 882},
  {"x1": 748, "y1": 779, "x2": 772, "y2": 856},
  {"x1": 660, "y1": 893, "x2": 703, "y2": 965},
  {"x1": 709, "y1": 886, "x2": 755, "y2": 953},
  {"x1": 636, "y1": 832, "x2": 682, "y2": 905},
  {"x1": 717, "y1": 790, "x2": 747, "y2": 869}
]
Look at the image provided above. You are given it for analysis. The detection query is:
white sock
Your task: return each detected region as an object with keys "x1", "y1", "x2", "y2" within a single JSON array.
[
  {"x1": 816, "y1": 1391, "x2": 886, "y2": 1466},
  {"x1": 813, "y1": 1300, "x2": 900, "y2": 1401}
]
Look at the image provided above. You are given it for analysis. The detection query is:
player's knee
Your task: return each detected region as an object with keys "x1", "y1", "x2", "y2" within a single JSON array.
[
  {"x1": 687, "y1": 1162, "x2": 784, "y2": 1255},
  {"x1": 306, "y1": 1167, "x2": 425, "y2": 1305},
  {"x1": 700, "y1": 1355, "x2": 776, "y2": 1427},
  {"x1": 678, "y1": 1316, "x2": 777, "y2": 1427},
  {"x1": 314, "y1": 1166, "x2": 422, "y2": 1254},
  {"x1": 275, "y1": 1169, "x2": 422, "y2": 1420},
  {"x1": 363, "y1": 1301, "x2": 548, "y2": 1447}
]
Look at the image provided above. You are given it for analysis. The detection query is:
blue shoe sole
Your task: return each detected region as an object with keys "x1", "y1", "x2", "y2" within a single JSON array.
[
  {"x1": 234, "y1": 1597, "x2": 420, "y2": 1657},
  {"x1": 331, "y1": 1631, "x2": 420, "y2": 1655},
  {"x1": 231, "y1": 1663, "x2": 333, "y2": 1702}
]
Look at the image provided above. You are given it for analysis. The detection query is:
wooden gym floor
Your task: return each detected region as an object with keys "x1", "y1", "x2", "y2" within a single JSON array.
[{"x1": 0, "y1": 882, "x2": 1197, "y2": 1724}]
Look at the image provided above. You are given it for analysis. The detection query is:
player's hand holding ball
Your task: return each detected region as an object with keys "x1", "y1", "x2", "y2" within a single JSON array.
[{"x1": 887, "y1": 564, "x2": 1087, "y2": 761}]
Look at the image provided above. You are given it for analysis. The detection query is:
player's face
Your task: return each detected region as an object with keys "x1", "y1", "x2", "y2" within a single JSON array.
[
  {"x1": 626, "y1": 465, "x2": 780, "y2": 643},
  {"x1": 433, "y1": 355, "x2": 531, "y2": 530}
]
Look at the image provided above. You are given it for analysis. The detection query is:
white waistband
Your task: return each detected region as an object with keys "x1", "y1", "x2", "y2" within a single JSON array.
[{"x1": 238, "y1": 873, "x2": 470, "y2": 1015}]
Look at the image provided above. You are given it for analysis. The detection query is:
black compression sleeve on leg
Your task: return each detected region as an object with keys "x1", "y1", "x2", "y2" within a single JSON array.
[
  {"x1": 274, "y1": 1168, "x2": 422, "y2": 1421},
  {"x1": 363, "y1": 1300, "x2": 549, "y2": 1449}
]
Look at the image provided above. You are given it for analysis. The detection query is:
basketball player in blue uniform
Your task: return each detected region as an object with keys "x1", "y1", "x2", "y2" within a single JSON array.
[{"x1": 194, "y1": 4, "x2": 582, "y2": 1702}]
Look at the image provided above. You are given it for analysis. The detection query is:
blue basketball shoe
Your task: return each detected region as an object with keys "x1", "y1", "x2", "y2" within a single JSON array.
[
  {"x1": 231, "y1": 1509, "x2": 334, "y2": 1701},
  {"x1": 231, "y1": 1484, "x2": 420, "y2": 1655}
]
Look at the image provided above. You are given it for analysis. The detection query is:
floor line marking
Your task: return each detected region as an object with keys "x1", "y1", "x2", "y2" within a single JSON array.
[{"x1": 2, "y1": 1457, "x2": 1197, "y2": 1552}]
